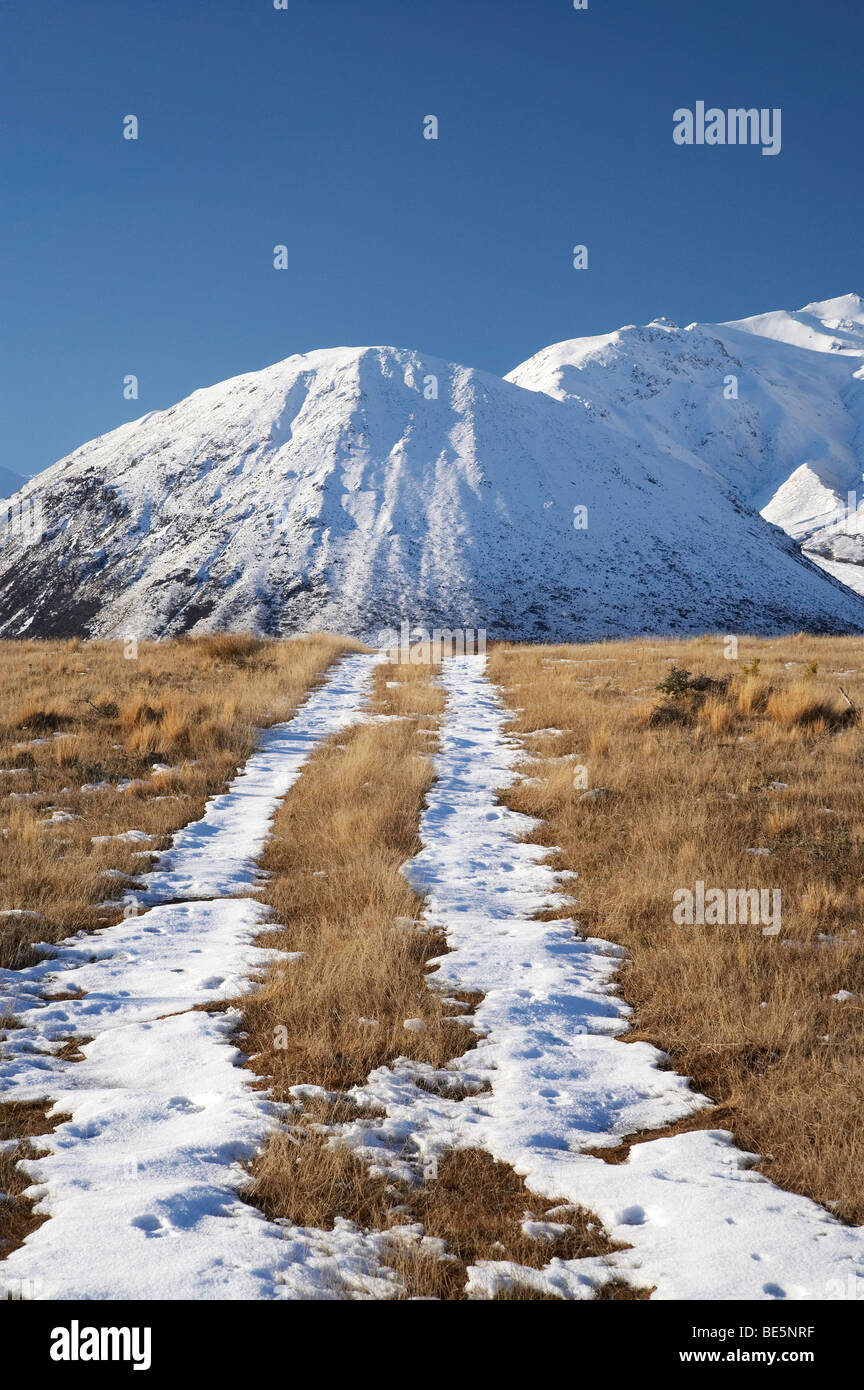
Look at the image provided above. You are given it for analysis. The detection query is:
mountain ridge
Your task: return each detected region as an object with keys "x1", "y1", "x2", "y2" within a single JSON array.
[
  {"x1": 508, "y1": 292, "x2": 864, "y2": 595},
  {"x1": 2, "y1": 308, "x2": 864, "y2": 641}
]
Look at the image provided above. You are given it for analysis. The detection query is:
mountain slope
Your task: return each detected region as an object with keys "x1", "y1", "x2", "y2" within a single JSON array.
[
  {"x1": 1, "y1": 343, "x2": 863, "y2": 641},
  {"x1": 507, "y1": 294, "x2": 864, "y2": 595}
]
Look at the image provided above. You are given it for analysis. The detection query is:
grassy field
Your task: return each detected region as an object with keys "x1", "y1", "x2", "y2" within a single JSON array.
[{"x1": 488, "y1": 634, "x2": 864, "y2": 1224}]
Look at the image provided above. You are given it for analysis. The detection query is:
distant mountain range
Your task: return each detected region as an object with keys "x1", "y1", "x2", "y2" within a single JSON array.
[{"x1": 1, "y1": 294, "x2": 864, "y2": 641}]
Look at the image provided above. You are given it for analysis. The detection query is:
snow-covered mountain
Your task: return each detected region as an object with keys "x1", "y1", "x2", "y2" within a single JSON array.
[
  {"x1": 508, "y1": 293, "x2": 864, "y2": 596},
  {"x1": 2, "y1": 329, "x2": 864, "y2": 642}
]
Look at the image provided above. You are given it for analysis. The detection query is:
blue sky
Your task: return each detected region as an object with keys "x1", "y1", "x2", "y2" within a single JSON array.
[{"x1": 3, "y1": 0, "x2": 863, "y2": 479}]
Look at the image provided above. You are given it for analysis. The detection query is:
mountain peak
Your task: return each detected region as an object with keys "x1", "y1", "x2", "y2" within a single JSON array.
[
  {"x1": 4, "y1": 297, "x2": 864, "y2": 642},
  {"x1": 723, "y1": 293, "x2": 864, "y2": 356},
  {"x1": 801, "y1": 291, "x2": 863, "y2": 316}
]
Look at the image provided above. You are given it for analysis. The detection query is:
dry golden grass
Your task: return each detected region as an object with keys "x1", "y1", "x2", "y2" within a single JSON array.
[
  {"x1": 765, "y1": 681, "x2": 849, "y2": 728},
  {"x1": 488, "y1": 634, "x2": 864, "y2": 1223},
  {"x1": 248, "y1": 1124, "x2": 395, "y2": 1230},
  {"x1": 0, "y1": 633, "x2": 360, "y2": 969},
  {"x1": 240, "y1": 660, "x2": 458, "y2": 1096}
]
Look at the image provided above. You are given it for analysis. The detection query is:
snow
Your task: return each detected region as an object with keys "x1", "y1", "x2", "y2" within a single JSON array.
[
  {"x1": 2, "y1": 323, "x2": 864, "y2": 640},
  {"x1": 0, "y1": 653, "x2": 381, "y2": 1300},
  {"x1": 81, "y1": 767, "x2": 177, "y2": 794},
  {"x1": 91, "y1": 830, "x2": 153, "y2": 845},
  {"x1": 808, "y1": 553, "x2": 864, "y2": 597}
]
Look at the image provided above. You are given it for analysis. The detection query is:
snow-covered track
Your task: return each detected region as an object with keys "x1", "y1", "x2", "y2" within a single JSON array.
[
  {"x1": 0, "y1": 653, "x2": 379, "y2": 1300},
  {"x1": 343, "y1": 656, "x2": 864, "y2": 1300}
]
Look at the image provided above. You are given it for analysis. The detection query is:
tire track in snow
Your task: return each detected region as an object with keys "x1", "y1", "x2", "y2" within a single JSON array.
[
  {"x1": 0, "y1": 652, "x2": 398, "y2": 1300},
  {"x1": 339, "y1": 656, "x2": 864, "y2": 1300}
]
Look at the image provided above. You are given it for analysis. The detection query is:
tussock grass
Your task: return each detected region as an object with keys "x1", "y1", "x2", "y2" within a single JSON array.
[
  {"x1": 247, "y1": 1126, "x2": 394, "y2": 1231},
  {"x1": 765, "y1": 681, "x2": 848, "y2": 728},
  {"x1": 0, "y1": 633, "x2": 359, "y2": 968},
  {"x1": 187, "y1": 632, "x2": 264, "y2": 664},
  {"x1": 489, "y1": 634, "x2": 864, "y2": 1223}
]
